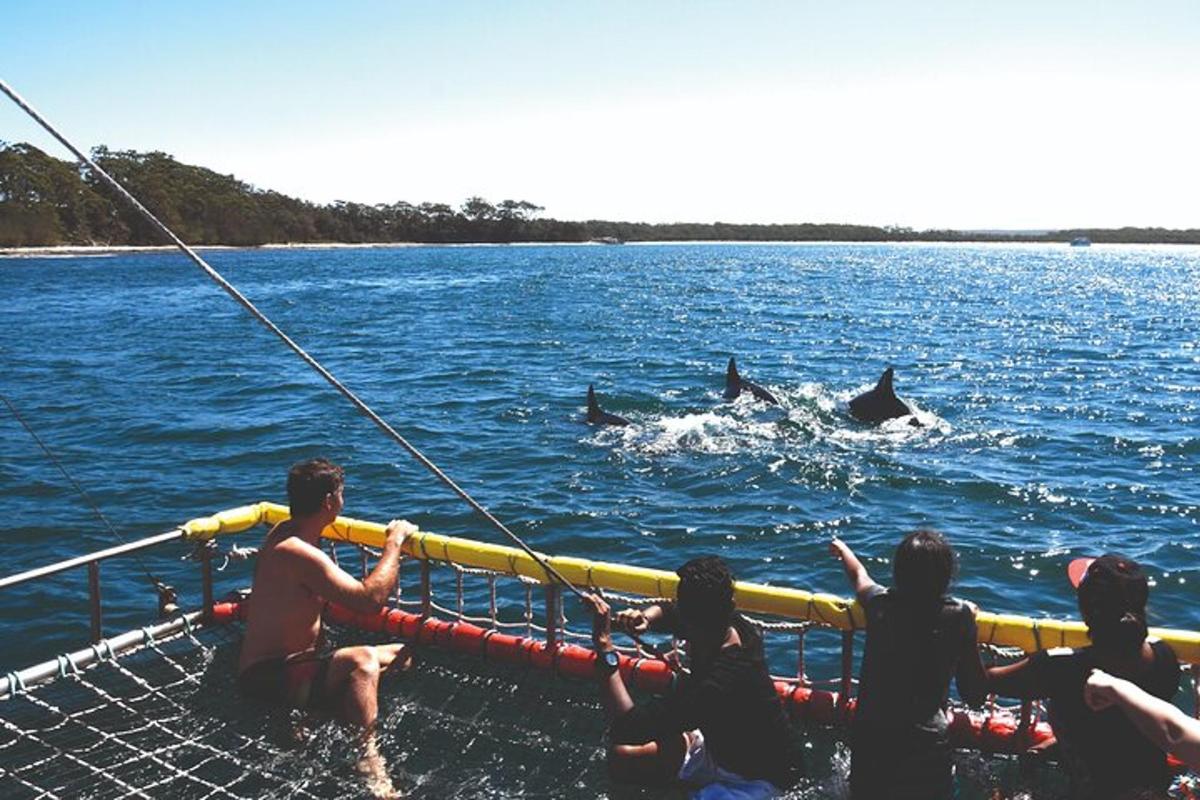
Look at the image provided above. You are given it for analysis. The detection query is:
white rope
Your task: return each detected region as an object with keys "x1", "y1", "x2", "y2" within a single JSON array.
[
  {"x1": 0, "y1": 623, "x2": 326, "y2": 799},
  {"x1": 0, "y1": 76, "x2": 587, "y2": 601}
]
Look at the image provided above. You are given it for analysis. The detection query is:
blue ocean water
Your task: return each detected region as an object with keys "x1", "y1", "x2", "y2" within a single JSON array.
[
  {"x1": 2, "y1": 243, "x2": 1199, "y2": 798},
  {"x1": 2, "y1": 243, "x2": 1199, "y2": 669}
]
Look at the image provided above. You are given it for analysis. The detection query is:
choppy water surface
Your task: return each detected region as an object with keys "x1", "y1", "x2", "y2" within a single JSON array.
[{"x1": 2, "y1": 242, "x2": 1198, "y2": 797}]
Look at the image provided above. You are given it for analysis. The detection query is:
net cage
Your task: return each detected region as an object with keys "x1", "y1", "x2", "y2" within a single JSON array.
[{"x1": 2, "y1": 507, "x2": 1199, "y2": 799}]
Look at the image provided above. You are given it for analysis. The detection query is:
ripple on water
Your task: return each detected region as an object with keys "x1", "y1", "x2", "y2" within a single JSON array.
[{"x1": 2, "y1": 242, "x2": 1199, "y2": 679}]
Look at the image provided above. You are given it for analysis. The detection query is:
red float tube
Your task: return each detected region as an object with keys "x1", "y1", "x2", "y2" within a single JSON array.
[{"x1": 216, "y1": 598, "x2": 1194, "y2": 769}]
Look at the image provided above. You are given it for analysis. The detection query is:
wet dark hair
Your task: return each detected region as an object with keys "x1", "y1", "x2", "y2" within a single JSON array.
[
  {"x1": 676, "y1": 556, "x2": 735, "y2": 637},
  {"x1": 287, "y1": 458, "x2": 344, "y2": 517},
  {"x1": 893, "y1": 529, "x2": 956, "y2": 604},
  {"x1": 1077, "y1": 554, "x2": 1149, "y2": 654}
]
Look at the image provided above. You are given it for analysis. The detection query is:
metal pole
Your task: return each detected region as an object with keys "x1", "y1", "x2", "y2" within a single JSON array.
[
  {"x1": 545, "y1": 585, "x2": 561, "y2": 648},
  {"x1": 1018, "y1": 699, "x2": 1033, "y2": 745},
  {"x1": 456, "y1": 571, "x2": 465, "y2": 621},
  {"x1": 87, "y1": 561, "x2": 102, "y2": 643},
  {"x1": 488, "y1": 575, "x2": 498, "y2": 629},
  {"x1": 419, "y1": 560, "x2": 432, "y2": 618},
  {"x1": 0, "y1": 75, "x2": 584, "y2": 601},
  {"x1": 0, "y1": 611, "x2": 205, "y2": 700},
  {"x1": 796, "y1": 629, "x2": 808, "y2": 686},
  {"x1": 839, "y1": 630, "x2": 854, "y2": 717},
  {"x1": 0, "y1": 529, "x2": 182, "y2": 590},
  {"x1": 200, "y1": 548, "x2": 214, "y2": 622}
]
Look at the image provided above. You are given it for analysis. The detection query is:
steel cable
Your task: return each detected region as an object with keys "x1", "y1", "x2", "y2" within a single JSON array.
[{"x1": 0, "y1": 76, "x2": 586, "y2": 601}]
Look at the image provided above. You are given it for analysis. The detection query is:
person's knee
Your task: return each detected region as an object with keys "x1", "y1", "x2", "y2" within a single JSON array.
[{"x1": 350, "y1": 648, "x2": 381, "y2": 682}]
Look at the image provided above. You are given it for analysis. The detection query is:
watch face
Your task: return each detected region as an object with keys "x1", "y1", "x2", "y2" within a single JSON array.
[{"x1": 604, "y1": 650, "x2": 621, "y2": 669}]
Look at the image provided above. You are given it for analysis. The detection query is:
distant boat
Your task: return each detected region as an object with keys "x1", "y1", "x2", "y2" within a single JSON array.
[
  {"x1": 1070, "y1": 237, "x2": 1091, "y2": 247},
  {"x1": 591, "y1": 236, "x2": 624, "y2": 245}
]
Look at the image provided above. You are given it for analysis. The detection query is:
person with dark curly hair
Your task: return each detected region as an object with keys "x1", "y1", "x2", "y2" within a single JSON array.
[
  {"x1": 581, "y1": 556, "x2": 800, "y2": 798},
  {"x1": 986, "y1": 554, "x2": 1179, "y2": 799},
  {"x1": 830, "y1": 531, "x2": 987, "y2": 799}
]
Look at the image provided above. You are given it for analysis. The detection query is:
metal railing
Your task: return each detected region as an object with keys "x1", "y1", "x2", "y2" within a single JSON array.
[
  {"x1": 0, "y1": 528, "x2": 186, "y2": 643},
  {"x1": 4, "y1": 519, "x2": 1198, "y2": 734}
]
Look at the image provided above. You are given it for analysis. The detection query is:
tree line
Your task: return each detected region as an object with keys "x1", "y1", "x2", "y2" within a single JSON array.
[{"x1": 2, "y1": 141, "x2": 1198, "y2": 247}]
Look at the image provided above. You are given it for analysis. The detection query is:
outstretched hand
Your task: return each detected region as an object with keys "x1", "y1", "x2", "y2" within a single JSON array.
[
  {"x1": 581, "y1": 593, "x2": 614, "y2": 651},
  {"x1": 829, "y1": 537, "x2": 852, "y2": 561}
]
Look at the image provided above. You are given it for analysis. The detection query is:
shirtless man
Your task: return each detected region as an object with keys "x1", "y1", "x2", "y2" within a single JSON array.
[{"x1": 238, "y1": 458, "x2": 414, "y2": 797}]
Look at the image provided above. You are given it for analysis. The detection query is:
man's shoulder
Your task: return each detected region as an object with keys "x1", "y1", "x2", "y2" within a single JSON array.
[{"x1": 267, "y1": 531, "x2": 328, "y2": 568}]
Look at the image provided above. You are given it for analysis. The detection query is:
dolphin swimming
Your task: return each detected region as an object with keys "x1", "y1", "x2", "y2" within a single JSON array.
[
  {"x1": 848, "y1": 367, "x2": 919, "y2": 425},
  {"x1": 724, "y1": 358, "x2": 780, "y2": 405},
  {"x1": 586, "y1": 385, "x2": 631, "y2": 426}
]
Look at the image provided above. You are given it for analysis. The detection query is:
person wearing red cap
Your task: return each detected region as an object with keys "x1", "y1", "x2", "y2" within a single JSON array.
[{"x1": 985, "y1": 554, "x2": 1180, "y2": 799}]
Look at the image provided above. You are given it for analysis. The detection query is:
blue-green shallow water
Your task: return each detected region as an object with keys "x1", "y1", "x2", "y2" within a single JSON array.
[{"x1": 2, "y1": 243, "x2": 1199, "y2": 796}]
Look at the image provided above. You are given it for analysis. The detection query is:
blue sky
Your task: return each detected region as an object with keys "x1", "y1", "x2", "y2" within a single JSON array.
[{"x1": 3, "y1": 1, "x2": 1198, "y2": 229}]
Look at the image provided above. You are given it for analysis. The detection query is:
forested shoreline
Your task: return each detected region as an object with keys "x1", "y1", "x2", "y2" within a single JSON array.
[{"x1": 2, "y1": 141, "x2": 1198, "y2": 247}]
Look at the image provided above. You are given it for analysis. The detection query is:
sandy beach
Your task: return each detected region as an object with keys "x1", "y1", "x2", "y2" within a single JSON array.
[{"x1": 0, "y1": 242, "x2": 437, "y2": 258}]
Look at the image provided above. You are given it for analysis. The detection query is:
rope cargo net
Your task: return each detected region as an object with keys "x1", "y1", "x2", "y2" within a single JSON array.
[{"x1": 3, "y1": 509, "x2": 1199, "y2": 798}]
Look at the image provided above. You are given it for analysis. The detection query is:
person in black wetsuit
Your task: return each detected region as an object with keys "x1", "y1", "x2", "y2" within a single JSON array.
[
  {"x1": 830, "y1": 531, "x2": 987, "y2": 800},
  {"x1": 580, "y1": 556, "x2": 800, "y2": 798},
  {"x1": 986, "y1": 554, "x2": 1179, "y2": 800}
]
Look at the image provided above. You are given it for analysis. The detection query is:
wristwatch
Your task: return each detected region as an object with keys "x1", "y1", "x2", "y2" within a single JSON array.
[{"x1": 598, "y1": 648, "x2": 621, "y2": 675}]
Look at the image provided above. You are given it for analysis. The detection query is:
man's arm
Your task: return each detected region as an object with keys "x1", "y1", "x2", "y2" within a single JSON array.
[
  {"x1": 292, "y1": 520, "x2": 414, "y2": 613},
  {"x1": 1086, "y1": 669, "x2": 1200, "y2": 771},
  {"x1": 984, "y1": 652, "x2": 1050, "y2": 700},
  {"x1": 829, "y1": 538, "x2": 879, "y2": 605},
  {"x1": 582, "y1": 593, "x2": 636, "y2": 717}
]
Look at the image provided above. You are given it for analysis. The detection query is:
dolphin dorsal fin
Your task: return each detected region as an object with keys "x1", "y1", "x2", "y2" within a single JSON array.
[
  {"x1": 875, "y1": 367, "x2": 896, "y2": 395},
  {"x1": 587, "y1": 384, "x2": 599, "y2": 416},
  {"x1": 724, "y1": 357, "x2": 742, "y2": 399}
]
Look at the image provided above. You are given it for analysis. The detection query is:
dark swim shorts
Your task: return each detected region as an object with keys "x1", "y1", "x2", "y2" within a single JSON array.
[{"x1": 237, "y1": 652, "x2": 333, "y2": 710}]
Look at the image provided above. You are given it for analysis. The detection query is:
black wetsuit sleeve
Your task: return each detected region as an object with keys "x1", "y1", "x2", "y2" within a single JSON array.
[
  {"x1": 955, "y1": 605, "x2": 987, "y2": 707},
  {"x1": 862, "y1": 584, "x2": 887, "y2": 607}
]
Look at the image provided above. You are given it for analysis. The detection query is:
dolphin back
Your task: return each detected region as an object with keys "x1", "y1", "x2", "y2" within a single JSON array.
[
  {"x1": 849, "y1": 367, "x2": 912, "y2": 423},
  {"x1": 586, "y1": 385, "x2": 630, "y2": 426},
  {"x1": 724, "y1": 357, "x2": 779, "y2": 405}
]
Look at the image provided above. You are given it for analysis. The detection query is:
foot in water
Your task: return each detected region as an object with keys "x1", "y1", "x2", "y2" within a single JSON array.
[{"x1": 358, "y1": 738, "x2": 401, "y2": 799}]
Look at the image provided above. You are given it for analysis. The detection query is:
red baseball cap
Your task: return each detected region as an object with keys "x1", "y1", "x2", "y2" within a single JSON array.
[
  {"x1": 1067, "y1": 554, "x2": 1148, "y2": 607},
  {"x1": 1067, "y1": 557, "x2": 1094, "y2": 588}
]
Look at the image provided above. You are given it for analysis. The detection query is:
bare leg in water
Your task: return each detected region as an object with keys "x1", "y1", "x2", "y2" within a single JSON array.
[{"x1": 324, "y1": 643, "x2": 414, "y2": 798}]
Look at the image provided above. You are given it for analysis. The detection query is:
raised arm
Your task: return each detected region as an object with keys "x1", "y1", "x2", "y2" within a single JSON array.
[
  {"x1": 1086, "y1": 669, "x2": 1200, "y2": 771},
  {"x1": 582, "y1": 593, "x2": 636, "y2": 717},
  {"x1": 829, "y1": 538, "x2": 879, "y2": 604},
  {"x1": 292, "y1": 519, "x2": 414, "y2": 613}
]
